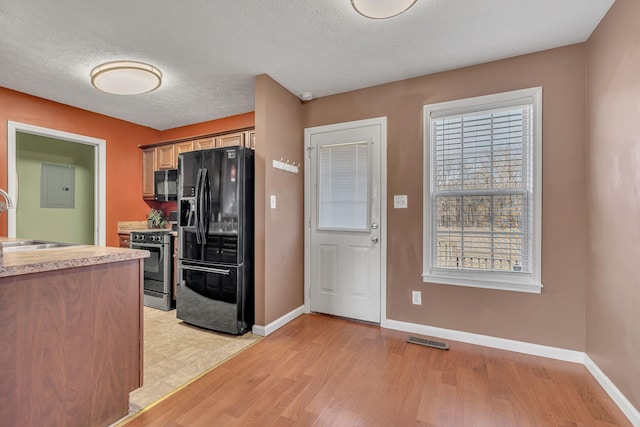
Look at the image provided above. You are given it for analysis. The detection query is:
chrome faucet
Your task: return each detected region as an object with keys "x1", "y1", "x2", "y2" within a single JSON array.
[{"x1": 0, "y1": 188, "x2": 14, "y2": 212}]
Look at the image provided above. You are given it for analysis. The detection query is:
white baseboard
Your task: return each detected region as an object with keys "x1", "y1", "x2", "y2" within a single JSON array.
[
  {"x1": 385, "y1": 319, "x2": 639, "y2": 426},
  {"x1": 385, "y1": 319, "x2": 584, "y2": 363},
  {"x1": 584, "y1": 355, "x2": 640, "y2": 426},
  {"x1": 252, "y1": 305, "x2": 305, "y2": 337}
]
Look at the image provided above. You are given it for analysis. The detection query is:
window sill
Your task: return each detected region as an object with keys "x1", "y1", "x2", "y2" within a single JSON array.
[{"x1": 422, "y1": 273, "x2": 543, "y2": 294}]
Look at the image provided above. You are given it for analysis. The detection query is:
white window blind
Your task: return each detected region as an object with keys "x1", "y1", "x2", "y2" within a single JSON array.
[
  {"x1": 423, "y1": 87, "x2": 542, "y2": 293},
  {"x1": 432, "y1": 106, "x2": 532, "y2": 272},
  {"x1": 318, "y1": 141, "x2": 369, "y2": 231}
]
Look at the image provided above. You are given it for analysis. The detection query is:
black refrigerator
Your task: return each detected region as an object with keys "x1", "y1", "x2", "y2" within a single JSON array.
[{"x1": 177, "y1": 146, "x2": 254, "y2": 335}]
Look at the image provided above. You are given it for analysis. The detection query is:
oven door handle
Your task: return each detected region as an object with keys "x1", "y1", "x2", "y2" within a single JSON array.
[
  {"x1": 131, "y1": 243, "x2": 165, "y2": 249},
  {"x1": 141, "y1": 245, "x2": 164, "y2": 262},
  {"x1": 180, "y1": 264, "x2": 230, "y2": 275}
]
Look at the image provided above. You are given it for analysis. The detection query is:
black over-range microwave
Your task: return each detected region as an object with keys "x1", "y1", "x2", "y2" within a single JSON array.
[{"x1": 154, "y1": 169, "x2": 178, "y2": 201}]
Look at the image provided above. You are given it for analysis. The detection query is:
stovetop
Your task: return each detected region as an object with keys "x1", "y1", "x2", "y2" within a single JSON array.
[{"x1": 130, "y1": 229, "x2": 173, "y2": 244}]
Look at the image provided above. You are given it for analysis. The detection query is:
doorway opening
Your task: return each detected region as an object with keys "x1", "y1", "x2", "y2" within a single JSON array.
[{"x1": 6, "y1": 121, "x2": 106, "y2": 245}]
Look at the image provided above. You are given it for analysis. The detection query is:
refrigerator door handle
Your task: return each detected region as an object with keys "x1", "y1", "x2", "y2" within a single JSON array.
[
  {"x1": 202, "y1": 168, "x2": 211, "y2": 242},
  {"x1": 198, "y1": 168, "x2": 207, "y2": 245},
  {"x1": 181, "y1": 264, "x2": 231, "y2": 275},
  {"x1": 194, "y1": 168, "x2": 203, "y2": 244}
]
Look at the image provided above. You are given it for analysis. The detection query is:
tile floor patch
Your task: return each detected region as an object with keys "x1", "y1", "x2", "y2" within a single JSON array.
[{"x1": 113, "y1": 307, "x2": 260, "y2": 424}]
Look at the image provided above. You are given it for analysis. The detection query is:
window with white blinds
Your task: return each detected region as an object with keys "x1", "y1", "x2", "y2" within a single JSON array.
[
  {"x1": 423, "y1": 87, "x2": 542, "y2": 294},
  {"x1": 318, "y1": 141, "x2": 369, "y2": 231}
]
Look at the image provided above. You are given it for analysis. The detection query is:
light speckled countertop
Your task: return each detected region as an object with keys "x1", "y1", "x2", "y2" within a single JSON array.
[
  {"x1": 0, "y1": 237, "x2": 149, "y2": 278},
  {"x1": 117, "y1": 220, "x2": 174, "y2": 235}
]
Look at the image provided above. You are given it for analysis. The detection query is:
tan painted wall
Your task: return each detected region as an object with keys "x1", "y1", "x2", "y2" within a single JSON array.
[
  {"x1": 586, "y1": 0, "x2": 640, "y2": 411},
  {"x1": 303, "y1": 45, "x2": 588, "y2": 350},
  {"x1": 254, "y1": 75, "x2": 305, "y2": 326}
]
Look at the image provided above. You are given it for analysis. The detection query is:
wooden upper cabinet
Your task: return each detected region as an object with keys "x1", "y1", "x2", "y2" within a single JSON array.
[
  {"x1": 156, "y1": 145, "x2": 176, "y2": 169},
  {"x1": 193, "y1": 137, "x2": 214, "y2": 151},
  {"x1": 215, "y1": 132, "x2": 245, "y2": 148},
  {"x1": 246, "y1": 130, "x2": 255, "y2": 150},
  {"x1": 142, "y1": 148, "x2": 155, "y2": 200},
  {"x1": 174, "y1": 140, "x2": 194, "y2": 167},
  {"x1": 140, "y1": 128, "x2": 254, "y2": 199}
]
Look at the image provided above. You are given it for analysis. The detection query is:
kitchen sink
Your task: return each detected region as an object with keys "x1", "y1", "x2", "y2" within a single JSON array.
[{"x1": 1, "y1": 240, "x2": 77, "y2": 252}]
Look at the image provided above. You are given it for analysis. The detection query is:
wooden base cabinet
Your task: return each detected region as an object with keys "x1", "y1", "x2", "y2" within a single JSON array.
[
  {"x1": 0, "y1": 260, "x2": 144, "y2": 427},
  {"x1": 119, "y1": 233, "x2": 131, "y2": 248}
]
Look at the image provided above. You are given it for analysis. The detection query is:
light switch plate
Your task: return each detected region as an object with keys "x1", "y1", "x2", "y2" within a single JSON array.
[
  {"x1": 394, "y1": 195, "x2": 408, "y2": 209},
  {"x1": 270, "y1": 195, "x2": 276, "y2": 209}
]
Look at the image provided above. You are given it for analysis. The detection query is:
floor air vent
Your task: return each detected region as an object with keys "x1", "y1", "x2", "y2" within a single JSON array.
[{"x1": 407, "y1": 335, "x2": 449, "y2": 350}]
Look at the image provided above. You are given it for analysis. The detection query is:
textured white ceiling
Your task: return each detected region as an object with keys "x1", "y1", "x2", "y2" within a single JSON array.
[{"x1": 0, "y1": 0, "x2": 614, "y2": 130}]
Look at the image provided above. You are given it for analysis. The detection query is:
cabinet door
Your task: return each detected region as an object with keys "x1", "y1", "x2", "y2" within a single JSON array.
[
  {"x1": 156, "y1": 145, "x2": 176, "y2": 169},
  {"x1": 215, "y1": 132, "x2": 245, "y2": 148},
  {"x1": 246, "y1": 130, "x2": 255, "y2": 150},
  {"x1": 193, "y1": 137, "x2": 214, "y2": 150},
  {"x1": 174, "y1": 141, "x2": 194, "y2": 167},
  {"x1": 142, "y1": 148, "x2": 155, "y2": 199},
  {"x1": 119, "y1": 233, "x2": 131, "y2": 248}
]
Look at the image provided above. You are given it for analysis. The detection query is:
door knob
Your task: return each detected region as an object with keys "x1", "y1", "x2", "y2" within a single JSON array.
[
  {"x1": 371, "y1": 223, "x2": 378, "y2": 230},
  {"x1": 371, "y1": 236, "x2": 379, "y2": 244}
]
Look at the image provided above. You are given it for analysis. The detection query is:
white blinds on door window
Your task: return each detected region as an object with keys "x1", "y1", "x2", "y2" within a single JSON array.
[
  {"x1": 318, "y1": 141, "x2": 369, "y2": 231},
  {"x1": 431, "y1": 105, "x2": 533, "y2": 273}
]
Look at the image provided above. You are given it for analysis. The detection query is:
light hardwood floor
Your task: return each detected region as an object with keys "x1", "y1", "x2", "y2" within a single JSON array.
[{"x1": 124, "y1": 313, "x2": 631, "y2": 426}]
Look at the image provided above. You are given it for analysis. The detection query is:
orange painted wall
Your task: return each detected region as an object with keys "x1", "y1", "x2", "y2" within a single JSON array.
[
  {"x1": 0, "y1": 88, "x2": 160, "y2": 246},
  {"x1": 0, "y1": 88, "x2": 255, "y2": 247}
]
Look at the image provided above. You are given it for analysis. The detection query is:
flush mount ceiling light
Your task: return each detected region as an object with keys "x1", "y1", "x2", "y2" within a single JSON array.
[
  {"x1": 351, "y1": 0, "x2": 417, "y2": 19},
  {"x1": 90, "y1": 60, "x2": 162, "y2": 95}
]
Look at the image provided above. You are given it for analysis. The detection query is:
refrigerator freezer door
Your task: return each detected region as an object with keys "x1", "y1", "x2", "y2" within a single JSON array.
[{"x1": 177, "y1": 263, "x2": 249, "y2": 335}]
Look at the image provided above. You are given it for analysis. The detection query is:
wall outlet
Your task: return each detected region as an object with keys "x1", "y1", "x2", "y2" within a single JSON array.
[
  {"x1": 270, "y1": 195, "x2": 276, "y2": 209},
  {"x1": 412, "y1": 290, "x2": 422, "y2": 305}
]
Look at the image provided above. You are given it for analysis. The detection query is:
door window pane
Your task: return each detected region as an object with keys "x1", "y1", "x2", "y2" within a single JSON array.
[{"x1": 318, "y1": 141, "x2": 369, "y2": 231}]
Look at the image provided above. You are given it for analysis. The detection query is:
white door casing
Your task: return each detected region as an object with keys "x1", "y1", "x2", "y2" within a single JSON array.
[{"x1": 304, "y1": 117, "x2": 387, "y2": 324}]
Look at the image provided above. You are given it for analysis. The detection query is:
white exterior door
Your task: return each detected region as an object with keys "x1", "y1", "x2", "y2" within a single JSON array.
[{"x1": 304, "y1": 118, "x2": 385, "y2": 323}]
